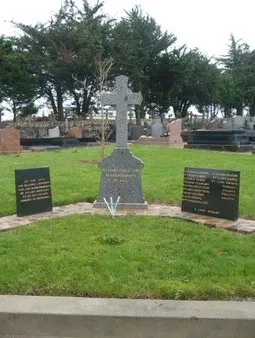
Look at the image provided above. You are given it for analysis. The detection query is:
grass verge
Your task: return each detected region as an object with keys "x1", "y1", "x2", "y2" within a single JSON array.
[{"x1": 1, "y1": 215, "x2": 255, "y2": 300}]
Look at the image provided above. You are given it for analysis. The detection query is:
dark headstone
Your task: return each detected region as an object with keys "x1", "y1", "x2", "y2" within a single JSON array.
[
  {"x1": 20, "y1": 137, "x2": 80, "y2": 148},
  {"x1": 15, "y1": 167, "x2": 53, "y2": 217},
  {"x1": 94, "y1": 148, "x2": 146, "y2": 208},
  {"x1": 94, "y1": 75, "x2": 147, "y2": 209},
  {"x1": 181, "y1": 167, "x2": 240, "y2": 221},
  {"x1": 129, "y1": 124, "x2": 144, "y2": 140}
]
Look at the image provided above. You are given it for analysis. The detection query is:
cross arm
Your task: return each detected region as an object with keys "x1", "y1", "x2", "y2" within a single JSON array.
[
  {"x1": 126, "y1": 92, "x2": 143, "y2": 106},
  {"x1": 101, "y1": 92, "x2": 117, "y2": 107}
]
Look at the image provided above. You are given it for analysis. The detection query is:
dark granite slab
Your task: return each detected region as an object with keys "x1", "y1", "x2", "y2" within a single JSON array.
[
  {"x1": 15, "y1": 167, "x2": 53, "y2": 217},
  {"x1": 181, "y1": 167, "x2": 240, "y2": 221},
  {"x1": 94, "y1": 149, "x2": 147, "y2": 208}
]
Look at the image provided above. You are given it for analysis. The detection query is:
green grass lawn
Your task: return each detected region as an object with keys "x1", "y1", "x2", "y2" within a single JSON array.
[
  {"x1": 1, "y1": 215, "x2": 255, "y2": 300},
  {"x1": 1, "y1": 146, "x2": 255, "y2": 300},
  {"x1": 1, "y1": 145, "x2": 254, "y2": 218}
]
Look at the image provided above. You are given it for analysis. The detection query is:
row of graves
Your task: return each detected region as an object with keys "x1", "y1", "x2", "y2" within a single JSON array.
[
  {"x1": 2, "y1": 102, "x2": 255, "y2": 153},
  {"x1": 0, "y1": 121, "x2": 186, "y2": 155},
  {"x1": 15, "y1": 75, "x2": 240, "y2": 223},
  {"x1": 183, "y1": 115, "x2": 255, "y2": 152},
  {"x1": 0, "y1": 116, "x2": 185, "y2": 153}
]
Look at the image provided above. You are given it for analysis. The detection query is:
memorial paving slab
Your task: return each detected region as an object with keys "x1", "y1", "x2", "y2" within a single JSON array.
[{"x1": 0, "y1": 202, "x2": 254, "y2": 233}]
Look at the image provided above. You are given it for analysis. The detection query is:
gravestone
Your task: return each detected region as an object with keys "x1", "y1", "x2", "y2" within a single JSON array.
[
  {"x1": 94, "y1": 75, "x2": 147, "y2": 209},
  {"x1": 48, "y1": 126, "x2": 60, "y2": 138},
  {"x1": 0, "y1": 128, "x2": 21, "y2": 153},
  {"x1": 181, "y1": 167, "x2": 240, "y2": 221},
  {"x1": 129, "y1": 125, "x2": 144, "y2": 140},
  {"x1": 166, "y1": 119, "x2": 184, "y2": 145},
  {"x1": 151, "y1": 119, "x2": 163, "y2": 138},
  {"x1": 15, "y1": 167, "x2": 53, "y2": 217},
  {"x1": 68, "y1": 126, "x2": 84, "y2": 138}
]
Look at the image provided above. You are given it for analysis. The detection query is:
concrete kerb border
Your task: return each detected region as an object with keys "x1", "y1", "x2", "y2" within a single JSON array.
[
  {"x1": 0, "y1": 296, "x2": 255, "y2": 338},
  {"x1": 0, "y1": 202, "x2": 255, "y2": 233}
]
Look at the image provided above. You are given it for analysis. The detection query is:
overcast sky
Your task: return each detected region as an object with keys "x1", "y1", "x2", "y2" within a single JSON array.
[{"x1": 0, "y1": 0, "x2": 254, "y2": 58}]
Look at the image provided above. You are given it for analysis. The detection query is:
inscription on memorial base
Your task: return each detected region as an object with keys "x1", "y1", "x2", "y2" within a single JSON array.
[
  {"x1": 94, "y1": 149, "x2": 147, "y2": 209},
  {"x1": 181, "y1": 167, "x2": 240, "y2": 221},
  {"x1": 15, "y1": 167, "x2": 53, "y2": 217}
]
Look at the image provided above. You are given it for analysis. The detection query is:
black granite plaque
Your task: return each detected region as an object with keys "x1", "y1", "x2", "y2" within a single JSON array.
[
  {"x1": 15, "y1": 167, "x2": 53, "y2": 217},
  {"x1": 181, "y1": 167, "x2": 240, "y2": 221}
]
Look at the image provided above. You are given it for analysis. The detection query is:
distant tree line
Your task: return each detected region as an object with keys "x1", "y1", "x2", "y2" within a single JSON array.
[{"x1": 0, "y1": 0, "x2": 255, "y2": 122}]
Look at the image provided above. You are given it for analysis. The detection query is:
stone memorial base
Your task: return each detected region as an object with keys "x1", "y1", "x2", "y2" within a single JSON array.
[
  {"x1": 94, "y1": 201, "x2": 148, "y2": 210},
  {"x1": 184, "y1": 144, "x2": 253, "y2": 152},
  {"x1": 94, "y1": 148, "x2": 147, "y2": 210},
  {"x1": 133, "y1": 137, "x2": 169, "y2": 146}
]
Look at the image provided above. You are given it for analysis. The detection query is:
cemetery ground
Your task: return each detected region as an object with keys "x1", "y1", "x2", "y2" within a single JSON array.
[
  {"x1": 0, "y1": 145, "x2": 255, "y2": 300},
  {"x1": 1, "y1": 145, "x2": 254, "y2": 218}
]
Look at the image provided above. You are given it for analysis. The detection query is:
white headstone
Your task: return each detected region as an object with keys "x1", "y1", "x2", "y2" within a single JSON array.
[
  {"x1": 48, "y1": 126, "x2": 60, "y2": 138},
  {"x1": 151, "y1": 119, "x2": 163, "y2": 138}
]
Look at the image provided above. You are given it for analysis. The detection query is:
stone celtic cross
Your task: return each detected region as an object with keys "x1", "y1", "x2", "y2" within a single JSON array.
[{"x1": 101, "y1": 75, "x2": 143, "y2": 148}]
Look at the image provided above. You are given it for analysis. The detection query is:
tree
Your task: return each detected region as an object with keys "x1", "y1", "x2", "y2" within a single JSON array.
[
  {"x1": 217, "y1": 72, "x2": 240, "y2": 117},
  {"x1": 94, "y1": 53, "x2": 114, "y2": 159},
  {"x1": 15, "y1": 0, "x2": 113, "y2": 120},
  {"x1": 240, "y1": 50, "x2": 255, "y2": 116},
  {"x1": 20, "y1": 102, "x2": 39, "y2": 117},
  {"x1": 111, "y1": 6, "x2": 176, "y2": 123},
  {"x1": 166, "y1": 48, "x2": 219, "y2": 118},
  {"x1": 0, "y1": 36, "x2": 11, "y2": 104},
  {"x1": 0, "y1": 36, "x2": 38, "y2": 121},
  {"x1": 218, "y1": 34, "x2": 249, "y2": 115},
  {"x1": 145, "y1": 48, "x2": 189, "y2": 119}
]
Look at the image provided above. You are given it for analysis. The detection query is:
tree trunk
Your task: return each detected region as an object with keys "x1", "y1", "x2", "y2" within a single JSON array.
[
  {"x1": 135, "y1": 106, "x2": 141, "y2": 125},
  {"x1": 47, "y1": 89, "x2": 58, "y2": 116},
  {"x1": 12, "y1": 100, "x2": 17, "y2": 122},
  {"x1": 56, "y1": 87, "x2": 64, "y2": 120},
  {"x1": 224, "y1": 107, "x2": 232, "y2": 118},
  {"x1": 236, "y1": 104, "x2": 243, "y2": 116},
  {"x1": 181, "y1": 102, "x2": 190, "y2": 118},
  {"x1": 82, "y1": 88, "x2": 93, "y2": 118},
  {"x1": 172, "y1": 104, "x2": 180, "y2": 118},
  {"x1": 250, "y1": 102, "x2": 255, "y2": 117},
  {"x1": 72, "y1": 91, "x2": 81, "y2": 115}
]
